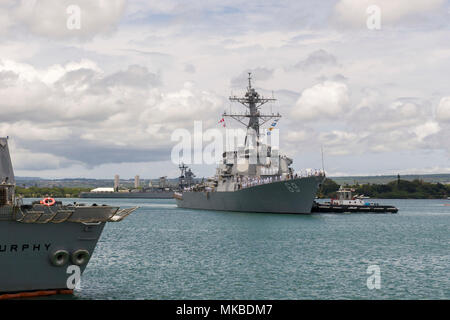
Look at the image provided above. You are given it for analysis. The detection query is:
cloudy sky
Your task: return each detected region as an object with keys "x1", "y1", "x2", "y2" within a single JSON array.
[{"x1": 0, "y1": 0, "x2": 449, "y2": 179}]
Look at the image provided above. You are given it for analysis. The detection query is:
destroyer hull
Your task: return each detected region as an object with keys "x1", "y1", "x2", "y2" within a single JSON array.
[
  {"x1": 176, "y1": 176, "x2": 323, "y2": 214},
  {"x1": 0, "y1": 206, "x2": 106, "y2": 294},
  {"x1": 80, "y1": 191, "x2": 174, "y2": 199}
]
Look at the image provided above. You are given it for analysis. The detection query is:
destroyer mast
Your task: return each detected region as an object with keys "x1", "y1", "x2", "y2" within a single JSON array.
[{"x1": 224, "y1": 72, "x2": 281, "y2": 138}]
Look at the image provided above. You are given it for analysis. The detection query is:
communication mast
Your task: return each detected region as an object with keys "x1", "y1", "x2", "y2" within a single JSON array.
[{"x1": 224, "y1": 72, "x2": 281, "y2": 138}]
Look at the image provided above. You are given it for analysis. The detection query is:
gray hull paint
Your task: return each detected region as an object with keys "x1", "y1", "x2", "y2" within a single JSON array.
[
  {"x1": 0, "y1": 217, "x2": 105, "y2": 293},
  {"x1": 177, "y1": 176, "x2": 323, "y2": 214},
  {"x1": 79, "y1": 192, "x2": 174, "y2": 199},
  {"x1": 1, "y1": 137, "x2": 123, "y2": 294}
]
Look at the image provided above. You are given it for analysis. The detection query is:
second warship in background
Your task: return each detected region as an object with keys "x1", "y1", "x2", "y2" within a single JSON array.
[
  {"x1": 0, "y1": 137, "x2": 138, "y2": 298},
  {"x1": 79, "y1": 169, "x2": 194, "y2": 199},
  {"x1": 175, "y1": 74, "x2": 325, "y2": 214}
]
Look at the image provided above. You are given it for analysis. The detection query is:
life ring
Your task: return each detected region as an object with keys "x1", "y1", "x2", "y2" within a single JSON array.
[
  {"x1": 50, "y1": 250, "x2": 70, "y2": 267},
  {"x1": 71, "y1": 249, "x2": 90, "y2": 266},
  {"x1": 40, "y1": 197, "x2": 56, "y2": 206}
]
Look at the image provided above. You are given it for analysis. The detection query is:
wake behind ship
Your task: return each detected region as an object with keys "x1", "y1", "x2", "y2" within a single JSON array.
[
  {"x1": 0, "y1": 137, "x2": 138, "y2": 297},
  {"x1": 176, "y1": 74, "x2": 325, "y2": 214}
]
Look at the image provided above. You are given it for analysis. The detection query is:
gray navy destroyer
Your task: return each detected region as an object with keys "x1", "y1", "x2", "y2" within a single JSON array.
[
  {"x1": 0, "y1": 137, "x2": 138, "y2": 297},
  {"x1": 175, "y1": 74, "x2": 325, "y2": 213}
]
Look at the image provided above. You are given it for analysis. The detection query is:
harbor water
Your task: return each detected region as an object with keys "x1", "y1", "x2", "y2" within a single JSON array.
[{"x1": 27, "y1": 198, "x2": 449, "y2": 300}]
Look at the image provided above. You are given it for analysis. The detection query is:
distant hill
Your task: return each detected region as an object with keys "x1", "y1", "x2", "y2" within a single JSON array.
[{"x1": 329, "y1": 174, "x2": 450, "y2": 185}]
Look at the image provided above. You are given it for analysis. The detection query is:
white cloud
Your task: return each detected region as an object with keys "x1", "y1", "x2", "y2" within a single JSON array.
[
  {"x1": 367, "y1": 100, "x2": 423, "y2": 131},
  {"x1": 0, "y1": 4, "x2": 13, "y2": 35},
  {"x1": 293, "y1": 49, "x2": 338, "y2": 71},
  {"x1": 292, "y1": 81, "x2": 349, "y2": 121},
  {"x1": 0, "y1": 59, "x2": 100, "y2": 84},
  {"x1": 0, "y1": 58, "x2": 225, "y2": 171},
  {"x1": 231, "y1": 68, "x2": 274, "y2": 88},
  {"x1": 125, "y1": 0, "x2": 178, "y2": 16},
  {"x1": 333, "y1": 0, "x2": 446, "y2": 27},
  {"x1": 3, "y1": 0, "x2": 126, "y2": 39},
  {"x1": 7, "y1": 139, "x2": 78, "y2": 170},
  {"x1": 436, "y1": 97, "x2": 450, "y2": 122},
  {"x1": 0, "y1": 1, "x2": 449, "y2": 177},
  {"x1": 0, "y1": 122, "x2": 71, "y2": 141},
  {"x1": 12, "y1": 149, "x2": 77, "y2": 170},
  {"x1": 412, "y1": 121, "x2": 440, "y2": 141},
  {"x1": 318, "y1": 130, "x2": 365, "y2": 155}
]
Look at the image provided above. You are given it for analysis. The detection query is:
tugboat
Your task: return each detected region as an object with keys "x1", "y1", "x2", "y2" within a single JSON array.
[
  {"x1": 0, "y1": 137, "x2": 138, "y2": 298},
  {"x1": 175, "y1": 73, "x2": 326, "y2": 214},
  {"x1": 312, "y1": 186, "x2": 398, "y2": 213}
]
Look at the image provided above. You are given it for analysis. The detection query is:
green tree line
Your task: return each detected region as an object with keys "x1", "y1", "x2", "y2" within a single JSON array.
[
  {"x1": 15, "y1": 186, "x2": 91, "y2": 198},
  {"x1": 318, "y1": 178, "x2": 450, "y2": 199}
]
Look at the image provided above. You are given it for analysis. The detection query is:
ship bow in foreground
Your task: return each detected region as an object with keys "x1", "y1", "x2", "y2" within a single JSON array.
[
  {"x1": 0, "y1": 204, "x2": 138, "y2": 295},
  {"x1": 0, "y1": 137, "x2": 138, "y2": 296}
]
